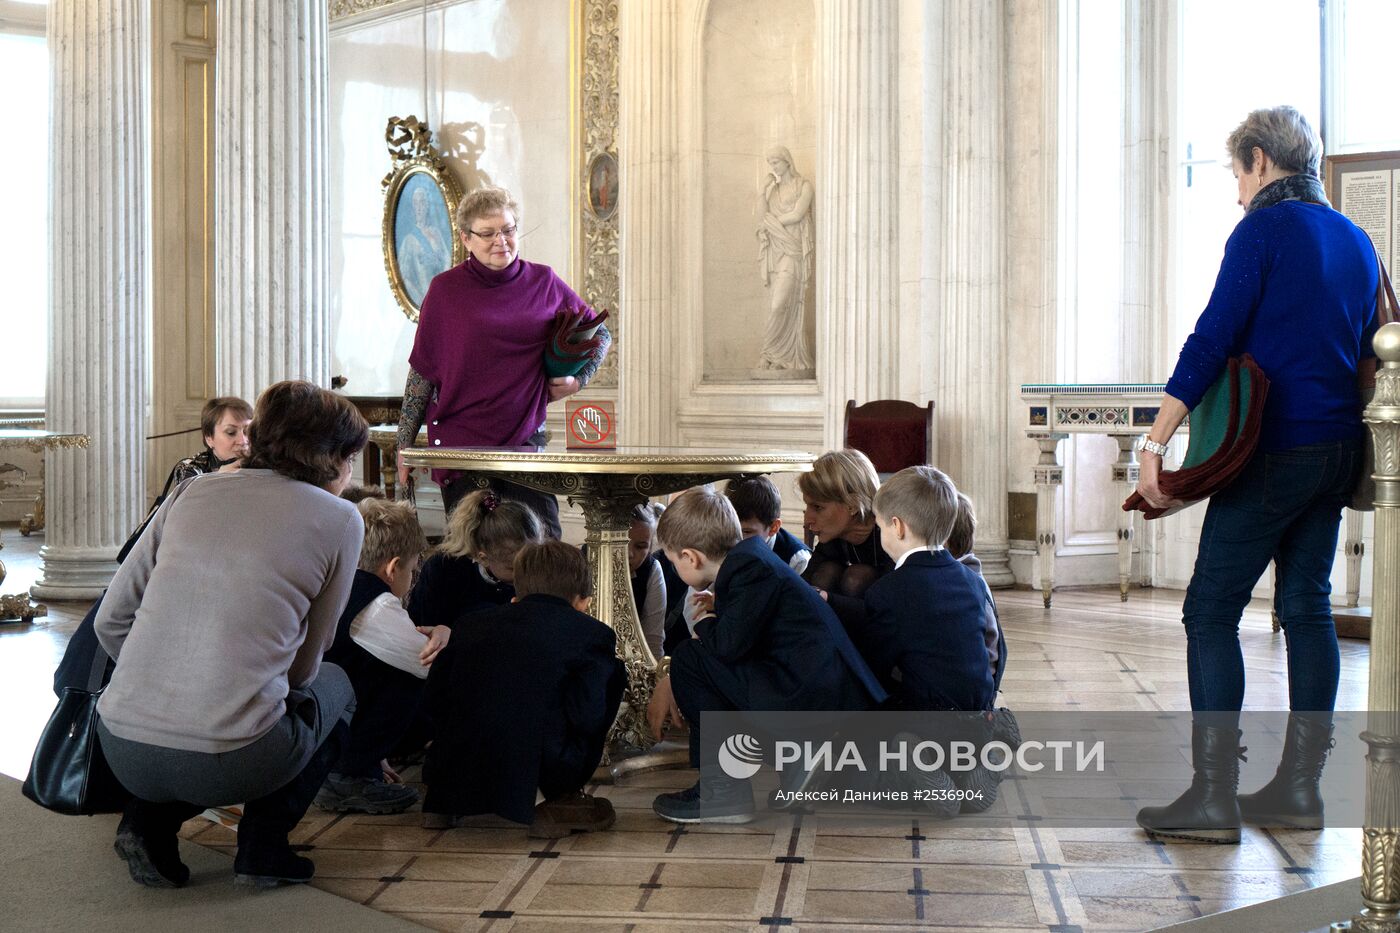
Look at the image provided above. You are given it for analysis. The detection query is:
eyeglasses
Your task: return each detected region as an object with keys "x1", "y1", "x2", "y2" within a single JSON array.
[{"x1": 468, "y1": 225, "x2": 518, "y2": 243}]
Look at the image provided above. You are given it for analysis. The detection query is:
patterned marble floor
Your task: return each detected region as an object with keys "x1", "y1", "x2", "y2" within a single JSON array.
[{"x1": 0, "y1": 526, "x2": 1368, "y2": 932}]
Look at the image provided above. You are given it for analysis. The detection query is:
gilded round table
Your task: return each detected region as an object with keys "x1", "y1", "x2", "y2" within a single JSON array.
[
  {"x1": 0, "y1": 429, "x2": 90, "y2": 621},
  {"x1": 398, "y1": 444, "x2": 816, "y2": 761}
]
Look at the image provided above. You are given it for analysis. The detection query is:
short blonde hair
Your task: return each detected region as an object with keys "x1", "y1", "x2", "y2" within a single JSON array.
[
  {"x1": 358, "y1": 498, "x2": 427, "y2": 572},
  {"x1": 872, "y1": 466, "x2": 960, "y2": 548},
  {"x1": 456, "y1": 185, "x2": 520, "y2": 231},
  {"x1": 945, "y1": 491, "x2": 977, "y2": 559},
  {"x1": 797, "y1": 449, "x2": 881, "y2": 523},
  {"x1": 1226, "y1": 105, "x2": 1322, "y2": 177},
  {"x1": 656, "y1": 488, "x2": 742, "y2": 559}
]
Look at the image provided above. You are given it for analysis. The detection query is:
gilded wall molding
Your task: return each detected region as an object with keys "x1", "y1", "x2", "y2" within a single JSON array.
[
  {"x1": 329, "y1": 0, "x2": 404, "y2": 21},
  {"x1": 580, "y1": 0, "x2": 620, "y2": 387}
]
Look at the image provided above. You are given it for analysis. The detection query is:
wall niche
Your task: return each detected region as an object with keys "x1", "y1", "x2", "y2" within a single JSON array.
[{"x1": 700, "y1": 0, "x2": 816, "y2": 383}]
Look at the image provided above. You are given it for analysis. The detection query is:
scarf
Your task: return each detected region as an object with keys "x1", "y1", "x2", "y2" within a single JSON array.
[{"x1": 1246, "y1": 172, "x2": 1329, "y2": 215}]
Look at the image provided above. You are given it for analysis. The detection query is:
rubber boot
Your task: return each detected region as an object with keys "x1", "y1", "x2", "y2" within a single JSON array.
[
  {"x1": 1136, "y1": 724, "x2": 1243, "y2": 844},
  {"x1": 1237, "y1": 713, "x2": 1334, "y2": 829}
]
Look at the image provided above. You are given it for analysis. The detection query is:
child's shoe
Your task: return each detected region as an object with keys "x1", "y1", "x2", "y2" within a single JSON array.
[
  {"x1": 528, "y1": 792, "x2": 616, "y2": 838},
  {"x1": 653, "y1": 775, "x2": 755, "y2": 824},
  {"x1": 314, "y1": 772, "x2": 419, "y2": 814}
]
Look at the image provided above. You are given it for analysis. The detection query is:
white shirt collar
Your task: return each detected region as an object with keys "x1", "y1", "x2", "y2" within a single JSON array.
[{"x1": 894, "y1": 544, "x2": 942, "y2": 570}]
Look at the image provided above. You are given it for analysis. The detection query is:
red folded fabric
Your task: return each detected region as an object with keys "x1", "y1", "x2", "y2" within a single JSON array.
[{"x1": 1122, "y1": 355, "x2": 1270, "y2": 520}]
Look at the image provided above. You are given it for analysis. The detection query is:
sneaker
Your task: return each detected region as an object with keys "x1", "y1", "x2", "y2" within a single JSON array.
[
  {"x1": 528, "y1": 792, "x2": 616, "y2": 838},
  {"x1": 769, "y1": 755, "x2": 823, "y2": 813},
  {"x1": 314, "y1": 773, "x2": 420, "y2": 814},
  {"x1": 653, "y1": 777, "x2": 755, "y2": 825},
  {"x1": 953, "y1": 762, "x2": 1001, "y2": 814},
  {"x1": 990, "y1": 707, "x2": 1022, "y2": 750},
  {"x1": 422, "y1": 811, "x2": 466, "y2": 830}
]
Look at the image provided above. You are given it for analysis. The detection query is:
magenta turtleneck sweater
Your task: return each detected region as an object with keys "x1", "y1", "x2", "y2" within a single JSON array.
[{"x1": 409, "y1": 256, "x2": 596, "y2": 483}]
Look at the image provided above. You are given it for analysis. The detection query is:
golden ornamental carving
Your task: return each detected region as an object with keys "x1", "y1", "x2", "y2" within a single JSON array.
[
  {"x1": 580, "y1": 0, "x2": 620, "y2": 386},
  {"x1": 381, "y1": 116, "x2": 466, "y2": 323}
]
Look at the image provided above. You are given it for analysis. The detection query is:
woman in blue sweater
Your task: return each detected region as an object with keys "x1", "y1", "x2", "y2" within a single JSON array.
[{"x1": 1134, "y1": 107, "x2": 1378, "y2": 843}]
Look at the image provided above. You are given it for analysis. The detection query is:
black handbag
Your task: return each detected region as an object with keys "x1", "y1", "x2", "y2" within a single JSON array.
[{"x1": 22, "y1": 641, "x2": 130, "y2": 815}]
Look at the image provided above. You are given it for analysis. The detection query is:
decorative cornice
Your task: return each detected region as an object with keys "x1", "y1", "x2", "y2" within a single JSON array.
[{"x1": 329, "y1": 0, "x2": 403, "y2": 21}]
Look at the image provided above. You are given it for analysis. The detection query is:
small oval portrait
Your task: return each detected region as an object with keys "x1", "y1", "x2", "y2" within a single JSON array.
[
  {"x1": 392, "y1": 172, "x2": 455, "y2": 309},
  {"x1": 380, "y1": 165, "x2": 462, "y2": 325},
  {"x1": 588, "y1": 151, "x2": 618, "y2": 221}
]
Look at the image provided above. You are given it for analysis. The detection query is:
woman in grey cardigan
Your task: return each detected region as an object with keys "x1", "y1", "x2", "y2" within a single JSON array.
[{"x1": 96, "y1": 381, "x2": 368, "y2": 889}]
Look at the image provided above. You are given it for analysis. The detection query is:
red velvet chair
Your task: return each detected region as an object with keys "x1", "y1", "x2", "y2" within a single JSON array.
[
  {"x1": 843, "y1": 399, "x2": 935, "y2": 475},
  {"x1": 802, "y1": 400, "x2": 935, "y2": 545}
]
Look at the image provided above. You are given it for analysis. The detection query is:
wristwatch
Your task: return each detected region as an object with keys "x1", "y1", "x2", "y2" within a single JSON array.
[{"x1": 1138, "y1": 437, "x2": 1169, "y2": 457}]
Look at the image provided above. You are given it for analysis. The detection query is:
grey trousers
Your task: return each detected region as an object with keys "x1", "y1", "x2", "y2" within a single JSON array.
[{"x1": 97, "y1": 663, "x2": 356, "y2": 807}]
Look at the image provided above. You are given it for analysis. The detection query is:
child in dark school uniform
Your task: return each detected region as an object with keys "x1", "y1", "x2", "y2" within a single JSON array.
[
  {"x1": 725, "y1": 475, "x2": 811, "y2": 575},
  {"x1": 646, "y1": 488, "x2": 887, "y2": 825},
  {"x1": 316, "y1": 499, "x2": 448, "y2": 814},
  {"x1": 422, "y1": 540, "x2": 625, "y2": 836},
  {"x1": 407, "y1": 489, "x2": 542, "y2": 630}
]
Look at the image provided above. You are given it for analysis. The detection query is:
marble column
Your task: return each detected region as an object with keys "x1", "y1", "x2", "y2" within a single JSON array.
[
  {"x1": 816, "y1": 0, "x2": 900, "y2": 447},
  {"x1": 937, "y1": 0, "x2": 1014, "y2": 586},
  {"x1": 33, "y1": 0, "x2": 149, "y2": 600},
  {"x1": 215, "y1": 2, "x2": 331, "y2": 399},
  {"x1": 617, "y1": 1, "x2": 681, "y2": 446},
  {"x1": 1121, "y1": 0, "x2": 1172, "y2": 588}
]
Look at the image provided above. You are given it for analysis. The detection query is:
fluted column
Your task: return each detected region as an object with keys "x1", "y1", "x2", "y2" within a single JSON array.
[
  {"x1": 617, "y1": 1, "x2": 681, "y2": 446},
  {"x1": 816, "y1": 0, "x2": 900, "y2": 446},
  {"x1": 937, "y1": 0, "x2": 1013, "y2": 586},
  {"x1": 215, "y1": 2, "x2": 330, "y2": 398},
  {"x1": 33, "y1": 0, "x2": 149, "y2": 599}
]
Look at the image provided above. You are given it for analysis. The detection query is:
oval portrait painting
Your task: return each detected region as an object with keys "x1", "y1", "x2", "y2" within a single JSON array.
[
  {"x1": 588, "y1": 151, "x2": 618, "y2": 221},
  {"x1": 392, "y1": 171, "x2": 456, "y2": 310}
]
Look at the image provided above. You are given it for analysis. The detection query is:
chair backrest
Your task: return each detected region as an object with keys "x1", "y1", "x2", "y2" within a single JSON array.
[{"x1": 843, "y1": 399, "x2": 934, "y2": 476}]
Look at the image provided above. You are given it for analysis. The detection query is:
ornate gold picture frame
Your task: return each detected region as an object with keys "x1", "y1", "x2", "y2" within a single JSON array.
[{"x1": 381, "y1": 116, "x2": 465, "y2": 322}]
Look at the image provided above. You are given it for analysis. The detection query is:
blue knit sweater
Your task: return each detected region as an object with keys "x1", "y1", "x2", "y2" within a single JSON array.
[{"x1": 1165, "y1": 200, "x2": 1379, "y2": 451}]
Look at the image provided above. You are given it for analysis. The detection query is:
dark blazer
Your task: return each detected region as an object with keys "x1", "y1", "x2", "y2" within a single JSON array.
[
  {"x1": 407, "y1": 551, "x2": 514, "y2": 631},
  {"x1": 423, "y1": 594, "x2": 625, "y2": 824},
  {"x1": 697, "y1": 536, "x2": 887, "y2": 710},
  {"x1": 860, "y1": 549, "x2": 996, "y2": 712},
  {"x1": 770, "y1": 526, "x2": 810, "y2": 567}
]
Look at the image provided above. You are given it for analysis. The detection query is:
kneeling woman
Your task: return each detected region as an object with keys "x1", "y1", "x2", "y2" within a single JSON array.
[{"x1": 95, "y1": 381, "x2": 368, "y2": 888}]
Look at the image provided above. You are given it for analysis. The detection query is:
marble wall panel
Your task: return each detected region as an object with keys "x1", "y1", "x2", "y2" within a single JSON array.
[
  {"x1": 329, "y1": 0, "x2": 573, "y2": 396},
  {"x1": 699, "y1": 0, "x2": 816, "y2": 382}
]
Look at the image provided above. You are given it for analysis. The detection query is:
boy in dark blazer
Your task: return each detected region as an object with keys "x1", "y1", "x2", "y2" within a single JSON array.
[
  {"x1": 725, "y1": 475, "x2": 812, "y2": 574},
  {"x1": 423, "y1": 540, "x2": 625, "y2": 837},
  {"x1": 646, "y1": 488, "x2": 887, "y2": 824},
  {"x1": 861, "y1": 467, "x2": 996, "y2": 713}
]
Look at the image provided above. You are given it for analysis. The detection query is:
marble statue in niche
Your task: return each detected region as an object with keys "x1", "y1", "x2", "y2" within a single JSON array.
[{"x1": 755, "y1": 145, "x2": 815, "y2": 377}]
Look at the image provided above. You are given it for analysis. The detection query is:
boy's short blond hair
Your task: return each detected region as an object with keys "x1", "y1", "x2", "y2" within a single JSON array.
[
  {"x1": 872, "y1": 466, "x2": 960, "y2": 547},
  {"x1": 358, "y1": 498, "x2": 428, "y2": 572},
  {"x1": 797, "y1": 449, "x2": 881, "y2": 522},
  {"x1": 513, "y1": 540, "x2": 592, "y2": 602},
  {"x1": 656, "y1": 487, "x2": 742, "y2": 559},
  {"x1": 946, "y1": 491, "x2": 977, "y2": 559}
]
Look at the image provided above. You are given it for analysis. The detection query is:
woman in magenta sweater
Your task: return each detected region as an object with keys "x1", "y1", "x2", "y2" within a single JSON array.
[
  {"x1": 395, "y1": 186, "x2": 610, "y2": 538},
  {"x1": 1134, "y1": 106, "x2": 1378, "y2": 844}
]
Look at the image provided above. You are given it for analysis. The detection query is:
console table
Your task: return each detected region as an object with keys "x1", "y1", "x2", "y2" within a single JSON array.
[
  {"x1": 0, "y1": 429, "x2": 89, "y2": 621},
  {"x1": 1020, "y1": 384, "x2": 1366, "y2": 617},
  {"x1": 1020, "y1": 384, "x2": 1173, "y2": 608}
]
